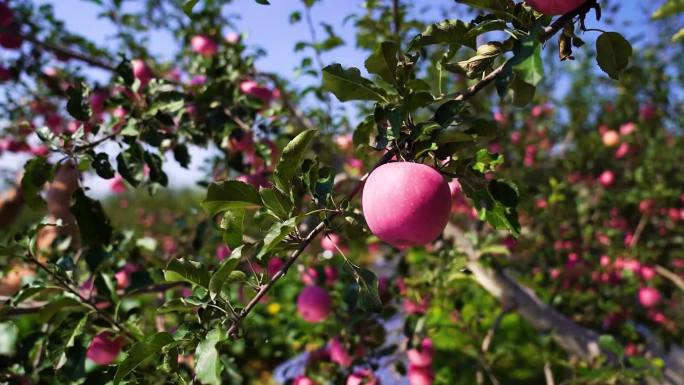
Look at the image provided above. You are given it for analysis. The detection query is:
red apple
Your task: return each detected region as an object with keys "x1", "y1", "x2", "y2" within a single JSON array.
[
  {"x1": 362, "y1": 162, "x2": 451, "y2": 249},
  {"x1": 296, "y1": 285, "x2": 331, "y2": 323},
  {"x1": 408, "y1": 364, "x2": 434, "y2": 385},
  {"x1": 407, "y1": 338, "x2": 433, "y2": 368},
  {"x1": 86, "y1": 332, "x2": 124, "y2": 365},
  {"x1": 0, "y1": 2, "x2": 13, "y2": 27},
  {"x1": 328, "y1": 337, "x2": 353, "y2": 367},
  {"x1": 526, "y1": 0, "x2": 586, "y2": 16},
  {"x1": 131, "y1": 59, "x2": 153, "y2": 87},
  {"x1": 191, "y1": 35, "x2": 218, "y2": 57}
]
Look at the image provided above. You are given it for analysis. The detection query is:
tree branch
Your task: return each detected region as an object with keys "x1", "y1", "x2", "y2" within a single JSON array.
[
  {"x1": 20, "y1": 33, "x2": 116, "y2": 72},
  {"x1": 444, "y1": 225, "x2": 684, "y2": 385}
]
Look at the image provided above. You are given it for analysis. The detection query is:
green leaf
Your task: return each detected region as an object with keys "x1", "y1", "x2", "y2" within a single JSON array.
[
  {"x1": 21, "y1": 157, "x2": 53, "y2": 209},
  {"x1": 488, "y1": 179, "x2": 519, "y2": 208},
  {"x1": 364, "y1": 41, "x2": 399, "y2": 86},
  {"x1": 256, "y1": 218, "x2": 297, "y2": 260},
  {"x1": 472, "y1": 149, "x2": 503, "y2": 173},
  {"x1": 348, "y1": 265, "x2": 382, "y2": 313},
  {"x1": 220, "y1": 209, "x2": 245, "y2": 249},
  {"x1": 508, "y1": 78, "x2": 536, "y2": 107},
  {"x1": 209, "y1": 246, "x2": 244, "y2": 299},
  {"x1": 596, "y1": 32, "x2": 633, "y2": 80},
  {"x1": 201, "y1": 180, "x2": 262, "y2": 216},
  {"x1": 70, "y1": 188, "x2": 113, "y2": 247},
  {"x1": 408, "y1": 20, "x2": 475, "y2": 51},
  {"x1": 195, "y1": 328, "x2": 224, "y2": 385},
  {"x1": 274, "y1": 129, "x2": 318, "y2": 192},
  {"x1": 66, "y1": 85, "x2": 91, "y2": 122},
  {"x1": 92, "y1": 152, "x2": 115, "y2": 179},
  {"x1": 598, "y1": 335, "x2": 623, "y2": 358},
  {"x1": 514, "y1": 45, "x2": 544, "y2": 86},
  {"x1": 0, "y1": 322, "x2": 18, "y2": 356},
  {"x1": 322, "y1": 64, "x2": 388, "y2": 102},
  {"x1": 173, "y1": 144, "x2": 191, "y2": 168},
  {"x1": 433, "y1": 100, "x2": 464, "y2": 128},
  {"x1": 652, "y1": 0, "x2": 684, "y2": 19},
  {"x1": 255, "y1": 0, "x2": 270, "y2": 4},
  {"x1": 164, "y1": 259, "x2": 210, "y2": 288},
  {"x1": 115, "y1": 56, "x2": 134, "y2": 85},
  {"x1": 260, "y1": 188, "x2": 293, "y2": 220},
  {"x1": 182, "y1": 0, "x2": 200, "y2": 16},
  {"x1": 113, "y1": 332, "x2": 174, "y2": 385}
]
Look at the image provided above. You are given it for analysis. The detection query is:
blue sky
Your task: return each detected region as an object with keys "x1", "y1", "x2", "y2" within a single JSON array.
[{"x1": 0, "y1": 1, "x2": 661, "y2": 194}]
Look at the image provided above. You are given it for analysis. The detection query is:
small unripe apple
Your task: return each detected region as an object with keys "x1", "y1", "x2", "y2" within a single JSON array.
[
  {"x1": 638, "y1": 287, "x2": 661, "y2": 308},
  {"x1": 407, "y1": 338, "x2": 433, "y2": 368},
  {"x1": 296, "y1": 285, "x2": 331, "y2": 323},
  {"x1": 191, "y1": 35, "x2": 218, "y2": 57},
  {"x1": 526, "y1": 0, "x2": 586, "y2": 16},
  {"x1": 86, "y1": 332, "x2": 124, "y2": 365},
  {"x1": 601, "y1": 130, "x2": 619, "y2": 147},
  {"x1": 346, "y1": 369, "x2": 379, "y2": 385},
  {"x1": 408, "y1": 364, "x2": 434, "y2": 385},
  {"x1": 362, "y1": 162, "x2": 451, "y2": 249}
]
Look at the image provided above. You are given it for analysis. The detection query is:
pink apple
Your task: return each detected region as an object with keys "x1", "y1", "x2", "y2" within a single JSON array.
[
  {"x1": 0, "y1": 2, "x2": 13, "y2": 27},
  {"x1": 296, "y1": 285, "x2": 331, "y2": 323},
  {"x1": 110, "y1": 176, "x2": 126, "y2": 194},
  {"x1": 346, "y1": 369, "x2": 379, "y2": 385},
  {"x1": 188, "y1": 74, "x2": 206, "y2": 86},
  {"x1": 407, "y1": 338, "x2": 434, "y2": 368},
  {"x1": 239, "y1": 80, "x2": 274, "y2": 104},
  {"x1": 267, "y1": 257, "x2": 284, "y2": 278},
  {"x1": 598, "y1": 171, "x2": 615, "y2": 187},
  {"x1": 526, "y1": 0, "x2": 586, "y2": 15},
  {"x1": 614, "y1": 143, "x2": 629, "y2": 159},
  {"x1": 320, "y1": 233, "x2": 344, "y2": 253},
  {"x1": 31, "y1": 145, "x2": 50, "y2": 157},
  {"x1": 638, "y1": 287, "x2": 661, "y2": 308},
  {"x1": 336, "y1": 134, "x2": 353, "y2": 152},
  {"x1": 113, "y1": 106, "x2": 127, "y2": 119},
  {"x1": 131, "y1": 59, "x2": 153, "y2": 87},
  {"x1": 601, "y1": 130, "x2": 619, "y2": 147},
  {"x1": 619, "y1": 122, "x2": 636, "y2": 136},
  {"x1": 90, "y1": 90, "x2": 108, "y2": 115},
  {"x1": 86, "y1": 332, "x2": 124, "y2": 365},
  {"x1": 114, "y1": 263, "x2": 139, "y2": 289},
  {"x1": 328, "y1": 337, "x2": 353, "y2": 367},
  {"x1": 362, "y1": 162, "x2": 451, "y2": 249},
  {"x1": 639, "y1": 266, "x2": 656, "y2": 281},
  {"x1": 215, "y1": 245, "x2": 231, "y2": 261},
  {"x1": 408, "y1": 364, "x2": 434, "y2": 385},
  {"x1": 191, "y1": 35, "x2": 218, "y2": 57},
  {"x1": 293, "y1": 376, "x2": 316, "y2": 385}
]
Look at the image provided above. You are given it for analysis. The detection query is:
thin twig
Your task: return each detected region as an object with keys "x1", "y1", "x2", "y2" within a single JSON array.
[
  {"x1": 25, "y1": 256, "x2": 137, "y2": 340},
  {"x1": 20, "y1": 33, "x2": 116, "y2": 72}
]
